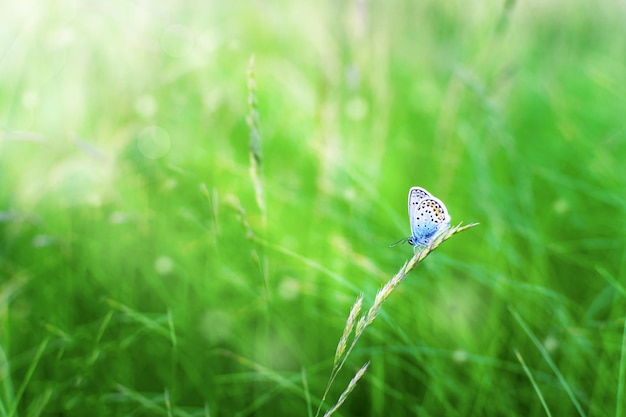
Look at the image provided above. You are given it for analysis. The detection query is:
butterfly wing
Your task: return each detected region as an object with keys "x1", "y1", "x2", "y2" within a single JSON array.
[
  {"x1": 409, "y1": 195, "x2": 451, "y2": 246},
  {"x1": 408, "y1": 186, "x2": 432, "y2": 234},
  {"x1": 418, "y1": 197, "x2": 450, "y2": 228},
  {"x1": 395, "y1": 186, "x2": 451, "y2": 248}
]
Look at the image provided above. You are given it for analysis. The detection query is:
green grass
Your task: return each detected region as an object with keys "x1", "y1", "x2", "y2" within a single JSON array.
[{"x1": 1, "y1": 1, "x2": 625, "y2": 416}]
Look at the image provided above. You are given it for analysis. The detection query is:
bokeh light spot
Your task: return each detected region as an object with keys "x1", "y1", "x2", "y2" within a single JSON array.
[{"x1": 137, "y1": 126, "x2": 171, "y2": 159}]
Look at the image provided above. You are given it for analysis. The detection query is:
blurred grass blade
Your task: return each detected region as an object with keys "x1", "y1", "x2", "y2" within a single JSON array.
[
  {"x1": 302, "y1": 367, "x2": 313, "y2": 417},
  {"x1": 247, "y1": 54, "x2": 266, "y2": 221},
  {"x1": 105, "y1": 298, "x2": 171, "y2": 340},
  {"x1": 8, "y1": 337, "x2": 49, "y2": 417},
  {"x1": 510, "y1": 308, "x2": 587, "y2": 417},
  {"x1": 220, "y1": 350, "x2": 315, "y2": 405},
  {"x1": 618, "y1": 318, "x2": 626, "y2": 417},
  {"x1": 596, "y1": 266, "x2": 626, "y2": 297},
  {"x1": 514, "y1": 349, "x2": 553, "y2": 417}
]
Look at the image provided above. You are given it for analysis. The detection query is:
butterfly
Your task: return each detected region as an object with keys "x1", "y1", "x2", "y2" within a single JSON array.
[{"x1": 390, "y1": 186, "x2": 451, "y2": 248}]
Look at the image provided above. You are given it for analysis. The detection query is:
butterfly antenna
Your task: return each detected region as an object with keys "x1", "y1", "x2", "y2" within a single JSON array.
[{"x1": 389, "y1": 237, "x2": 409, "y2": 247}]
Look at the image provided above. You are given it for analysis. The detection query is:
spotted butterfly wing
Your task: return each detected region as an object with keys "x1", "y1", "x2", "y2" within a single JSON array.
[
  {"x1": 408, "y1": 196, "x2": 451, "y2": 246},
  {"x1": 407, "y1": 186, "x2": 432, "y2": 236},
  {"x1": 390, "y1": 186, "x2": 451, "y2": 248}
]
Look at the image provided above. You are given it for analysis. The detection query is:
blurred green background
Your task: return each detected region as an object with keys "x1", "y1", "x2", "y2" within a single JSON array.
[{"x1": 1, "y1": 0, "x2": 625, "y2": 416}]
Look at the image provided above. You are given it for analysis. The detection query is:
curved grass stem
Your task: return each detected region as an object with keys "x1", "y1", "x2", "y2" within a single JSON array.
[{"x1": 315, "y1": 222, "x2": 479, "y2": 417}]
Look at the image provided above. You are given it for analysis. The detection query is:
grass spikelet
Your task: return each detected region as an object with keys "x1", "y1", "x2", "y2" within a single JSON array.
[
  {"x1": 246, "y1": 54, "x2": 265, "y2": 221},
  {"x1": 362, "y1": 222, "x2": 479, "y2": 332},
  {"x1": 334, "y1": 294, "x2": 363, "y2": 366},
  {"x1": 245, "y1": 55, "x2": 270, "y2": 293},
  {"x1": 323, "y1": 362, "x2": 370, "y2": 417},
  {"x1": 315, "y1": 222, "x2": 478, "y2": 416}
]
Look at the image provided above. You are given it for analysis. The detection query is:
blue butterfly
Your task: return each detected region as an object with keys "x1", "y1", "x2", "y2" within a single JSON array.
[{"x1": 391, "y1": 186, "x2": 451, "y2": 247}]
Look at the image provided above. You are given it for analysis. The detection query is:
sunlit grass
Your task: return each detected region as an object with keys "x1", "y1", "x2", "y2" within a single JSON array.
[{"x1": 1, "y1": 0, "x2": 626, "y2": 416}]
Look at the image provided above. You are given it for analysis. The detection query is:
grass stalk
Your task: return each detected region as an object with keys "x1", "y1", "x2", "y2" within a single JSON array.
[
  {"x1": 316, "y1": 222, "x2": 479, "y2": 417},
  {"x1": 514, "y1": 348, "x2": 553, "y2": 417},
  {"x1": 246, "y1": 54, "x2": 266, "y2": 227},
  {"x1": 510, "y1": 308, "x2": 587, "y2": 417},
  {"x1": 617, "y1": 317, "x2": 626, "y2": 417},
  {"x1": 8, "y1": 337, "x2": 49, "y2": 417},
  {"x1": 245, "y1": 54, "x2": 270, "y2": 296}
]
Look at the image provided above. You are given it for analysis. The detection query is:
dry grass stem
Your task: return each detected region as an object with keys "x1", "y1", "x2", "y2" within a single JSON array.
[
  {"x1": 316, "y1": 222, "x2": 479, "y2": 417},
  {"x1": 334, "y1": 294, "x2": 364, "y2": 366},
  {"x1": 323, "y1": 362, "x2": 370, "y2": 417}
]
